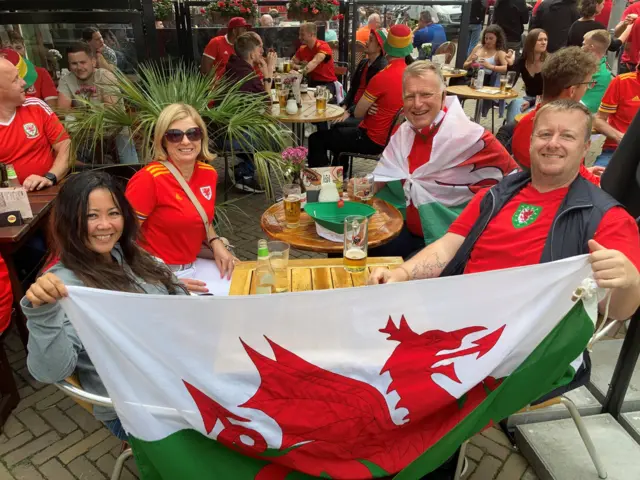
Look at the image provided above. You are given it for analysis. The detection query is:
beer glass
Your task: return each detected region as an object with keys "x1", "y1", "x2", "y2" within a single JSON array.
[
  {"x1": 278, "y1": 88, "x2": 288, "y2": 109},
  {"x1": 499, "y1": 74, "x2": 508, "y2": 93},
  {"x1": 354, "y1": 173, "x2": 375, "y2": 205},
  {"x1": 506, "y1": 71, "x2": 517, "y2": 92},
  {"x1": 316, "y1": 86, "x2": 327, "y2": 114},
  {"x1": 343, "y1": 215, "x2": 368, "y2": 273},
  {"x1": 283, "y1": 60, "x2": 291, "y2": 73},
  {"x1": 283, "y1": 183, "x2": 302, "y2": 228},
  {"x1": 268, "y1": 241, "x2": 290, "y2": 293}
]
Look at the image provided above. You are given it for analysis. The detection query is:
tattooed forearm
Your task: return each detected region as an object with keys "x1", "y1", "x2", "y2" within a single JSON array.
[{"x1": 409, "y1": 252, "x2": 448, "y2": 280}]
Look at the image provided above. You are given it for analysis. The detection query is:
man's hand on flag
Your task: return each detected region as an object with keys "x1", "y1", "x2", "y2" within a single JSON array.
[
  {"x1": 588, "y1": 240, "x2": 640, "y2": 290},
  {"x1": 368, "y1": 266, "x2": 409, "y2": 285}
]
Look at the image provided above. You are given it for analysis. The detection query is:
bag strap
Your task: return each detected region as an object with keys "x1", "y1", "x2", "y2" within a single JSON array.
[{"x1": 160, "y1": 161, "x2": 214, "y2": 244}]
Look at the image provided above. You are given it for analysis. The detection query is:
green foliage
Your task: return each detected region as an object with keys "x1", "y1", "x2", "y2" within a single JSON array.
[
  {"x1": 206, "y1": 0, "x2": 258, "y2": 19},
  {"x1": 62, "y1": 61, "x2": 290, "y2": 202},
  {"x1": 152, "y1": 0, "x2": 174, "y2": 19}
]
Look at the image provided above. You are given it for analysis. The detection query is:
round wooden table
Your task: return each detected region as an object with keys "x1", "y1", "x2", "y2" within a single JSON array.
[
  {"x1": 260, "y1": 198, "x2": 404, "y2": 253},
  {"x1": 269, "y1": 102, "x2": 344, "y2": 145},
  {"x1": 446, "y1": 85, "x2": 519, "y2": 122},
  {"x1": 441, "y1": 68, "x2": 468, "y2": 79}
]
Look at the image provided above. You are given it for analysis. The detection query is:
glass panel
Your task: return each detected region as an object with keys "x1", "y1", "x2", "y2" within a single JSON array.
[{"x1": 0, "y1": 23, "x2": 139, "y2": 82}]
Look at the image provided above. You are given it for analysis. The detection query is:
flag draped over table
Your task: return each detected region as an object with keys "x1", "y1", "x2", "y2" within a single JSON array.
[{"x1": 61, "y1": 256, "x2": 599, "y2": 480}]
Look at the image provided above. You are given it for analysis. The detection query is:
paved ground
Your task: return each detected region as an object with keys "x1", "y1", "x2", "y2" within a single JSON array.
[{"x1": 1, "y1": 95, "x2": 608, "y2": 479}]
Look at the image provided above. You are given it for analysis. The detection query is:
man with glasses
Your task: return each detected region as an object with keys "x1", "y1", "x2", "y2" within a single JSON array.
[
  {"x1": 511, "y1": 47, "x2": 600, "y2": 183},
  {"x1": 592, "y1": 59, "x2": 640, "y2": 167}
]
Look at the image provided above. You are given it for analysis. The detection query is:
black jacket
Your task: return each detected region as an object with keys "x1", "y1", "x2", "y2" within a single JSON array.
[
  {"x1": 531, "y1": 0, "x2": 580, "y2": 52},
  {"x1": 441, "y1": 171, "x2": 620, "y2": 277},
  {"x1": 470, "y1": 0, "x2": 487, "y2": 25},
  {"x1": 341, "y1": 55, "x2": 388, "y2": 112},
  {"x1": 492, "y1": 0, "x2": 530, "y2": 44}
]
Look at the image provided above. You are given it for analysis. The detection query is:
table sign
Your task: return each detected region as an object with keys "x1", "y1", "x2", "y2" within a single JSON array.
[{"x1": 0, "y1": 187, "x2": 33, "y2": 220}]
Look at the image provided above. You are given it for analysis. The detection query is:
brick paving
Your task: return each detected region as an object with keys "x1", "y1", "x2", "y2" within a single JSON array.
[{"x1": 0, "y1": 95, "x2": 608, "y2": 479}]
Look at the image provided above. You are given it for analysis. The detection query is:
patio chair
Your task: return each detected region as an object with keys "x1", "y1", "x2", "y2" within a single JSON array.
[
  {"x1": 55, "y1": 377, "x2": 133, "y2": 480},
  {"x1": 335, "y1": 108, "x2": 405, "y2": 180},
  {"x1": 354, "y1": 41, "x2": 367, "y2": 67},
  {"x1": 434, "y1": 41, "x2": 456, "y2": 65}
]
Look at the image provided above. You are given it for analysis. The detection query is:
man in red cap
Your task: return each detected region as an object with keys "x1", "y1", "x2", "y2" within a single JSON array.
[
  {"x1": 201, "y1": 17, "x2": 251, "y2": 79},
  {"x1": 337, "y1": 29, "x2": 388, "y2": 126},
  {"x1": 0, "y1": 49, "x2": 69, "y2": 191}
]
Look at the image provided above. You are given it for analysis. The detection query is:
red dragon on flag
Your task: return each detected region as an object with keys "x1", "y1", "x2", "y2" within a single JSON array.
[{"x1": 184, "y1": 316, "x2": 506, "y2": 479}]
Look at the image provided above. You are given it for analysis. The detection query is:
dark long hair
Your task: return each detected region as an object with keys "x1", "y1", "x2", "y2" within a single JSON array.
[
  {"x1": 51, "y1": 172, "x2": 185, "y2": 294},
  {"x1": 523, "y1": 28, "x2": 548, "y2": 65},
  {"x1": 481, "y1": 25, "x2": 507, "y2": 52}
]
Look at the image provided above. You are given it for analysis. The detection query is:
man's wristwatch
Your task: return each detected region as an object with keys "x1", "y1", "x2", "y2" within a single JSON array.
[
  {"x1": 263, "y1": 77, "x2": 272, "y2": 84},
  {"x1": 44, "y1": 172, "x2": 58, "y2": 185}
]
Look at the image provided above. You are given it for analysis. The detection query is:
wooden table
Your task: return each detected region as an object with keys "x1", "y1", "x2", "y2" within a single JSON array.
[
  {"x1": 260, "y1": 197, "x2": 404, "y2": 253},
  {"x1": 441, "y1": 68, "x2": 468, "y2": 79},
  {"x1": 229, "y1": 256, "x2": 403, "y2": 295},
  {"x1": 0, "y1": 185, "x2": 60, "y2": 345},
  {"x1": 446, "y1": 85, "x2": 519, "y2": 123},
  {"x1": 270, "y1": 103, "x2": 345, "y2": 146}
]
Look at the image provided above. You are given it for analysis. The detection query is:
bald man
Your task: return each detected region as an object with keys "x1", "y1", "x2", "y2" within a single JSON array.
[
  {"x1": 357, "y1": 13, "x2": 381, "y2": 43},
  {"x1": 259, "y1": 14, "x2": 274, "y2": 27},
  {"x1": 0, "y1": 57, "x2": 70, "y2": 190}
]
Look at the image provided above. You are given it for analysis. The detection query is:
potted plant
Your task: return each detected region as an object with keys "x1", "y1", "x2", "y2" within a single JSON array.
[
  {"x1": 287, "y1": 0, "x2": 342, "y2": 22},
  {"x1": 153, "y1": 0, "x2": 175, "y2": 26},
  {"x1": 63, "y1": 62, "x2": 289, "y2": 201},
  {"x1": 206, "y1": 0, "x2": 258, "y2": 25}
]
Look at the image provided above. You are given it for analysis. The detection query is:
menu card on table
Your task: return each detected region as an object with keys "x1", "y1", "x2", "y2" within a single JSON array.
[{"x1": 0, "y1": 187, "x2": 33, "y2": 220}]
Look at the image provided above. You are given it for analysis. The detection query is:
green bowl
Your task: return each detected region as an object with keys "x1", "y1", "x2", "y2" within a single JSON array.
[{"x1": 304, "y1": 201, "x2": 376, "y2": 234}]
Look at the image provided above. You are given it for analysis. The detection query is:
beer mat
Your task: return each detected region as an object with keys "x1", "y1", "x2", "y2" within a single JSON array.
[
  {"x1": 0, "y1": 187, "x2": 33, "y2": 219},
  {"x1": 315, "y1": 222, "x2": 343, "y2": 243}
]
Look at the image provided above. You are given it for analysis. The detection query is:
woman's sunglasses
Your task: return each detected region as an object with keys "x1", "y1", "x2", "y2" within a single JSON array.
[{"x1": 164, "y1": 127, "x2": 203, "y2": 143}]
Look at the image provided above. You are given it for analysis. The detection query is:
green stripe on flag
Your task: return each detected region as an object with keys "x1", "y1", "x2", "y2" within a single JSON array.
[
  {"x1": 395, "y1": 300, "x2": 594, "y2": 479},
  {"x1": 417, "y1": 202, "x2": 467, "y2": 246}
]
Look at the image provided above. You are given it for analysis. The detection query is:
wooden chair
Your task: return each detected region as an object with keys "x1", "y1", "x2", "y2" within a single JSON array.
[
  {"x1": 435, "y1": 41, "x2": 456, "y2": 65},
  {"x1": 56, "y1": 376, "x2": 133, "y2": 480},
  {"x1": 354, "y1": 41, "x2": 366, "y2": 67}
]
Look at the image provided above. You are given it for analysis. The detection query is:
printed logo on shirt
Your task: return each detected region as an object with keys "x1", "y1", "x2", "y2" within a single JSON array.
[
  {"x1": 26, "y1": 85, "x2": 36, "y2": 95},
  {"x1": 633, "y1": 96, "x2": 640, "y2": 102},
  {"x1": 175, "y1": 192, "x2": 183, "y2": 201},
  {"x1": 23, "y1": 123, "x2": 39, "y2": 139},
  {"x1": 200, "y1": 186, "x2": 212, "y2": 200},
  {"x1": 512, "y1": 203, "x2": 542, "y2": 229}
]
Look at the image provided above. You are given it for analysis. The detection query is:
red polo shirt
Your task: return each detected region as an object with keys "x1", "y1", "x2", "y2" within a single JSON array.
[
  {"x1": 448, "y1": 185, "x2": 640, "y2": 274},
  {"x1": 203, "y1": 35, "x2": 235, "y2": 79},
  {"x1": 0, "y1": 98, "x2": 69, "y2": 183},
  {"x1": 294, "y1": 40, "x2": 337, "y2": 83},
  {"x1": 0, "y1": 257, "x2": 12, "y2": 333},
  {"x1": 26, "y1": 67, "x2": 58, "y2": 102},
  {"x1": 512, "y1": 104, "x2": 601, "y2": 185},
  {"x1": 359, "y1": 59, "x2": 406, "y2": 146},
  {"x1": 125, "y1": 160, "x2": 218, "y2": 265},
  {"x1": 598, "y1": 71, "x2": 640, "y2": 150}
]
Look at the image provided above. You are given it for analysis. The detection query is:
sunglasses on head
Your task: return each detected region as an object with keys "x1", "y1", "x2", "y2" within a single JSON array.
[{"x1": 164, "y1": 127, "x2": 203, "y2": 143}]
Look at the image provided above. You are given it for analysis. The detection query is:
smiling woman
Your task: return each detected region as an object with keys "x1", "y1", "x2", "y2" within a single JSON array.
[
  {"x1": 21, "y1": 171, "x2": 188, "y2": 440},
  {"x1": 125, "y1": 103, "x2": 238, "y2": 290}
]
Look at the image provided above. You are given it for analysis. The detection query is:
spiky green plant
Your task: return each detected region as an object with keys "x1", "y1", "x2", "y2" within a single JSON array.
[{"x1": 63, "y1": 61, "x2": 290, "y2": 201}]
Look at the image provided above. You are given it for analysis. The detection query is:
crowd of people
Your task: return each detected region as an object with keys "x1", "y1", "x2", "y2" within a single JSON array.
[{"x1": 0, "y1": 5, "x2": 639, "y2": 478}]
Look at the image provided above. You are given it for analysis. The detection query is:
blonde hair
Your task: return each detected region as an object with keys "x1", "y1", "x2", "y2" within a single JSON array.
[
  {"x1": 533, "y1": 99, "x2": 593, "y2": 141},
  {"x1": 403, "y1": 60, "x2": 446, "y2": 92},
  {"x1": 584, "y1": 29, "x2": 611, "y2": 52},
  {"x1": 152, "y1": 103, "x2": 214, "y2": 162},
  {"x1": 300, "y1": 22, "x2": 317, "y2": 36}
]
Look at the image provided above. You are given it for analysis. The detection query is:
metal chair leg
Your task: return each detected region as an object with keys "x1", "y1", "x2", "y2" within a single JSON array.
[
  {"x1": 453, "y1": 440, "x2": 469, "y2": 480},
  {"x1": 111, "y1": 447, "x2": 134, "y2": 480},
  {"x1": 560, "y1": 396, "x2": 608, "y2": 479}
]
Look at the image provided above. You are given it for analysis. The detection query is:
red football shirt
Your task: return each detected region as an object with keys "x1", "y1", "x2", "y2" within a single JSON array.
[
  {"x1": 125, "y1": 160, "x2": 218, "y2": 265},
  {"x1": 360, "y1": 59, "x2": 406, "y2": 146},
  {"x1": 448, "y1": 185, "x2": 640, "y2": 274},
  {"x1": 0, "y1": 256, "x2": 12, "y2": 333},
  {"x1": 595, "y1": 0, "x2": 612, "y2": 27},
  {"x1": 0, "y1": 98, "x2": 69, "y2": 183},
  {"x1": 621, "y1": 3, "x2": 640, "y2": 65},
  {"x1": 203, "y1": 35, "x2": 235, "y2": 79},
  {"x1": 598, "y1": 71, "x2": 640, "y2": 150},
  {"x1": 25, "y1": 67, "x2": 58, "y2": 102},
  {"x1": 294, "y1": 40, "x2": 337, "y2": 83}
]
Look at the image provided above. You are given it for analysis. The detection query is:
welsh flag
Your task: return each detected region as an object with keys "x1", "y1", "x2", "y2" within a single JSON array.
[{"x1": 60, "y1": 256, "x2": 599, "y2": 479}]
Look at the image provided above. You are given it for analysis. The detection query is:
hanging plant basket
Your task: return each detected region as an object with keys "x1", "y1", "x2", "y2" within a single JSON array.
[{"x1": 206, "y1": 1, "x2": 258, "y2": 25}]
